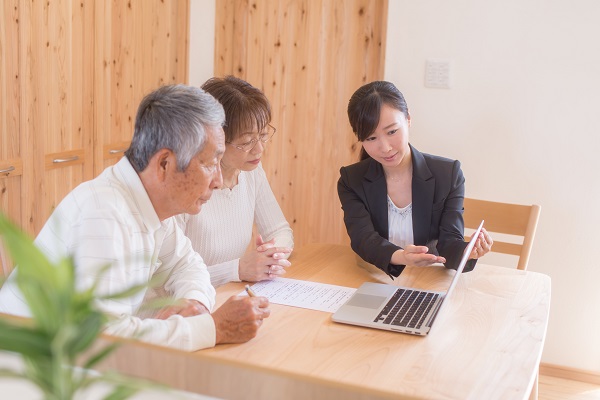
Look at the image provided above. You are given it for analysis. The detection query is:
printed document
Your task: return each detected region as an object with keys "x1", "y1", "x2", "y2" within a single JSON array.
[{"x1": 241, "y1": 278, "x2": 356, "y2": 313}]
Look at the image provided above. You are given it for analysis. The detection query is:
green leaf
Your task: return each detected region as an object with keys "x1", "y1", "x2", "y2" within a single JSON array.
[
  {"x1": 0, "y1": 215, "x2": 55, "y2": 279},
  {"x1": 102, "y1": 385, "x2": 139, "y2": 400},
  {"x1": 69, "y1": 312, "x2": 105, "y2": 355},
  {"x1": 0, "y1": 320, "x2": 51, "y2": 358},
  {"x1": 0, "y1": 212, "x2": 165, "y2": 399},
  {"x1": 22, "y1": 356, "x2": 55, "y2": 395},
  {"x1": 0, "y1": 367, "x2": 27, "y2": 380},
  {"x1": 82, "y1": 342, "x2": 121, "y2": 370},
  {"x1": 51, "y1": 256, "x2": 77, "y2": 312},
  {"x1": 17, "y1": 278, "x2": 61, "y2": 333},
  {"x1": 0, "y1": 215, "x2": 63, "y2": 332}
]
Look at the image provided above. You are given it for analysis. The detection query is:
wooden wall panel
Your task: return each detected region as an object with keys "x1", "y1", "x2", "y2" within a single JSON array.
[
  {"x1": 94, "y1": 0, "x2": 189, "y2": 172},
  {"x1": 17, "y1": 0, "x2": 39, "y2": 236},
  {"x1": 0, "y1": 0, "x2": 97, "y2": 272},
  {"x1": 215, "y1": 0, "x2": 388, "y2": 247},
  {"x1": 38, "y1": 0, "x2": 94, "y2": 223},
  {"x1": 0, "y1": 0, "x2": 21, "y2": 275},
  {"x1": 0, "y1": 1, "x2": 20, "y2": 163},
  {"x1": 1, "y1": 0, "x2": 190, "y2": 276}
]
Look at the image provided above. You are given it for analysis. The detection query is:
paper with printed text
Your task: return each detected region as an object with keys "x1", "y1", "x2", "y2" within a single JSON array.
[{"x1": 240, "y1": 278, "x2": 356, "y2": 313}]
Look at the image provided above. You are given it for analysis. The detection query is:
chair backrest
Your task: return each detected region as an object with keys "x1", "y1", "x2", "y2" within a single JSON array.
[{"x1": 462, "y1": 198, "x2": 541, "y2": 270}]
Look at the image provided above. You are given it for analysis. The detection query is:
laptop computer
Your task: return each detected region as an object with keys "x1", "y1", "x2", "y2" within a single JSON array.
[{"x1": 332, "y1": 220, "x2": 484, "y2": 336}]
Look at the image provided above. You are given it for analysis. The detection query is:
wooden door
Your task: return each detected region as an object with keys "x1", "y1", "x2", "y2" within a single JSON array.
[
  {"x1": 0, "y1": 0, "x2": 22, "y2": 276},
  {"x1": 0, "y1": 0, "x2": 190, "y2": 277},
  {"x1": 27, "y1": 0, "x2": 96, "y2": 233},
  {"x1": 94, "y1": 0, "x2": 190, "y2": 173},
  {"x1": 215, "y1": 0, "x2": 388, "y2": 247},
  {"x1": 1, "y1": 0, "x2": 95, "y2": 275}
]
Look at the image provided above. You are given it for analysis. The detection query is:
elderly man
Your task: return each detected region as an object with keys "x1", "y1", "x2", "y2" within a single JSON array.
[{"x1": 0, "y1": 84, "x2": 270, "y2": 351}]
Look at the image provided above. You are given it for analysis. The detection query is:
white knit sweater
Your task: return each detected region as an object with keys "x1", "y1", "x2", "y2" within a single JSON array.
[{"x1": 178, "y1": 164, "x2": 294, "y2": 287}]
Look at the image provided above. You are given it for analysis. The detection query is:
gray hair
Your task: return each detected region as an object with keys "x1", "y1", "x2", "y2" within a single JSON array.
[{"x1": 125, "y1": 84, "x2": 225, "y2": 172}]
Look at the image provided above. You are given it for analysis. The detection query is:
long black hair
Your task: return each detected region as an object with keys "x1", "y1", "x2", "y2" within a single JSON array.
[{"x1": 347, "y1": 81, "x2": 409, "y2": 160}]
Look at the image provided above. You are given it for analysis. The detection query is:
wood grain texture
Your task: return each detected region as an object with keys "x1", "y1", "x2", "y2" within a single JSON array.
[
  {"x1": 0, "y1": 1, "x2": 21, "y2": 276},
  {"x1": 214, "y1": 0, "x2": 388, "y2": 247},
  {"x1": 0, "y1": 0, "x2": 190, "y2": 276},
  {"x1": 35, "y1": 1, "x2": 91, "y2": 231},
  {"x1": 540, "y1": 364, "x2": 600, "y2": 386},
  {"x1": 94, "y1": 0, "x2": 189, "y2": 172},
  {"x1": 539, "y1": 374, "x2": 600, "y2": 400},
  {"x1": 96, "y1": 243, "x2": 550, "y2": 400},
  {"x1": 463, "y1": 198, "x2": 542, "y2": 270},
  {"x1": 0, "y1": 1, "x2": 20, "y2": 162}
]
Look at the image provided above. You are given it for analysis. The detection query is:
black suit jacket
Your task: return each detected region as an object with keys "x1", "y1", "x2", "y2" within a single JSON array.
[{"x1": 337, "y1": 144, "x2": 476, "y2": 278}]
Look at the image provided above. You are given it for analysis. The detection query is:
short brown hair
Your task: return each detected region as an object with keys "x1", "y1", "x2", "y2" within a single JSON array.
[{"x1": 201, "y1": 76, "x2": 271, "y2": 142}]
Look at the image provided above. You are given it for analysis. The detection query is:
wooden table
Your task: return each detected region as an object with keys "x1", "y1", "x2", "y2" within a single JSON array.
[{"x1": 101, "y1": 243, "x2": 551, "y2": 400}]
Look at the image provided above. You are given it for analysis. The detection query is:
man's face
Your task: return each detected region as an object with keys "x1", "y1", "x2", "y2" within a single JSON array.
[{"x1": 166, "y1": 126, "x2": 225, "y2": 216}]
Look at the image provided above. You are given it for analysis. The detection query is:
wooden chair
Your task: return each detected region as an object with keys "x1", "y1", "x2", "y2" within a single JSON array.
[
  {"x1": 462, "y1": 198, "x2": 541, "y2": 271},
  {"x1": 463, "y1": 198, "x2": 542, "y2": 399}
]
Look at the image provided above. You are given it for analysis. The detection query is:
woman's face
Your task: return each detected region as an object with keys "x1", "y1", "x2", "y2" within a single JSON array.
[
  {"x1": 361, "y1": 103, "x2": 411, "y2": 168},
  {"x1": 221, "y1": 123, "x2": 266, "y2": 172}
]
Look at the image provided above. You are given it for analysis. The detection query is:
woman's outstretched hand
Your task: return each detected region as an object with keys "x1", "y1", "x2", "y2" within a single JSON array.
[{"x1": 391, "y1": 245, "x2": 446, "y2": 267}]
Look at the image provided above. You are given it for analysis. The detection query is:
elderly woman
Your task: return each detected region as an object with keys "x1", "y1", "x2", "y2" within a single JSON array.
[{"x1": 178, "y1": 76, "x2": 294, "y2": 287}]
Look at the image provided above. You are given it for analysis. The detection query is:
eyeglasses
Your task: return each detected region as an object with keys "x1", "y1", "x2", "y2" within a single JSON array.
[{"x1": 226, "y1": 125, "x2": 276, "y2": 152}]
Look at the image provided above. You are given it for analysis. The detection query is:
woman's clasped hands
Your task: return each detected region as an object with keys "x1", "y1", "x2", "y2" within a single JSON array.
[{"x1": 239, "y1": 235, "x2": 292, "y2": 282}]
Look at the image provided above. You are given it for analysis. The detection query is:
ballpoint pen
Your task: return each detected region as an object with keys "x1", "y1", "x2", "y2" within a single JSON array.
[{"x1": 245, "y1": 284, "x2": 257, "y2": 297}]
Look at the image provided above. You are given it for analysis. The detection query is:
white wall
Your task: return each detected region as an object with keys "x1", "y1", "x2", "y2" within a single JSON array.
[
  {"x1": 190, "y1": 0, "x2": 600, "y2": 371},
  {"x1": 385, "y1": 0, "x2": 600, "y2": 371},
  {"x1": 188, "y1": 0, "x2": 215, "y2": 87}
]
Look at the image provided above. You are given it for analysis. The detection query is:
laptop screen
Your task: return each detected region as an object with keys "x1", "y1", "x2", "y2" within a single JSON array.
[{"x1": 445, "y1": 220, "x2": 484, "y2": 297}]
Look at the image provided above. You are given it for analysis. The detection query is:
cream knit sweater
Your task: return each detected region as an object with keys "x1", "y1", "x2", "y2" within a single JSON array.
[{"x1": 178, "y1": 164, "x2": 294, "y2": 287}]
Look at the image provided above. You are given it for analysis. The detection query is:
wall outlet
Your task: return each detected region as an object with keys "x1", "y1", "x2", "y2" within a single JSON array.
[{"x1": 424, "y1": 59, "x2": 451, "y2": 89}]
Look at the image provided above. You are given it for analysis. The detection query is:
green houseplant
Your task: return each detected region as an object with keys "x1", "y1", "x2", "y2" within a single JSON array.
[{"x1": 0, "y1": 213, "x2": 152, "y2": 400}]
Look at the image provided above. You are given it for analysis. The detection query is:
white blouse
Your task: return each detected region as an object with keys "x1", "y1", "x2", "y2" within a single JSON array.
[
  {"x1": 387, "y1": 196, "x2": 414, "y2": 249},
  {"x1": 178, "y1": 164, "x2": 294, "y2": 287}
]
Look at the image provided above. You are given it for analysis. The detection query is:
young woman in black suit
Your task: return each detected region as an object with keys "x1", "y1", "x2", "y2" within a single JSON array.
[{"x1": 338, "y1": 81, "x2": 492, "y2": 278}]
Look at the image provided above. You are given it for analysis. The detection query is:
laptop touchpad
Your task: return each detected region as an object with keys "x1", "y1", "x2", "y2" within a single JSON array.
[{"x1": 347, "y1": 294, "x2": 387, "y2": 309}]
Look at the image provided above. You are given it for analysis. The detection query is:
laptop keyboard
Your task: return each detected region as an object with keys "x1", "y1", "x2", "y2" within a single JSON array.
[{"x1": 374, "y1": 288, "x2": 440, "y2": 329}]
